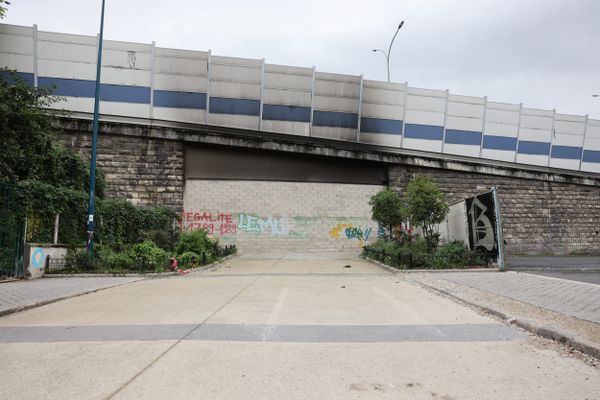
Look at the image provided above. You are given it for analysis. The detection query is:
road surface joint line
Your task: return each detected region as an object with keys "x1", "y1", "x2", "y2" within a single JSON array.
[
  {"x1": 103, "y1": 254, "x2": 284, "y2": 400},
  {"x1": 513, "y1": 271, "x2": 600, "y2": 289}
]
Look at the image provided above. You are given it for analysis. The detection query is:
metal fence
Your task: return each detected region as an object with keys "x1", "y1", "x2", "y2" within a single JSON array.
[{"x1": 0, "y1": 183, "x2": 25, "y2": 279}]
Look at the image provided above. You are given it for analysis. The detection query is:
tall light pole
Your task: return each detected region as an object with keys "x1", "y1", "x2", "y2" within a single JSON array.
[
  {"x1": 372, "y1": 21, "x2": 404, "y2": 82},
  {"x1": 87, "y1": 0, "x2": 106, "y2": 256}
]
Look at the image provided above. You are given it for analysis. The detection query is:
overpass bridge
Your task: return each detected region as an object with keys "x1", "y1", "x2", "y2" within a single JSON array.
[{"x1": 1, "y1": 23, "x2": 600, "y2": 255}]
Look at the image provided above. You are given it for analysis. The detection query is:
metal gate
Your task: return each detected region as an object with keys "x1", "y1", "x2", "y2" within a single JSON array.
[{"x1": 0, "y1": 183, "x2": 25, "y2": 279}]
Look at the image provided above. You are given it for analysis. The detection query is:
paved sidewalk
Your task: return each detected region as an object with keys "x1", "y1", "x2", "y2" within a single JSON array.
[
  {"x1": 0, "y1": 277, "x2": 144, "y2": 316},
  {"x1": 430, "y1": 271, "x2": 600, "y2": 324}
]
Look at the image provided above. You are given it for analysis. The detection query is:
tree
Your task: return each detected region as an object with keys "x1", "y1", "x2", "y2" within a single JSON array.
[
  {"x1": 0, "y1": 1, "x2": 10, "y2": 19},
  {"x1": 369, "y1": 188, "x2": 404, "y2": 239},
  {"x1": 401, "y1": 176, "x2": 449, "y2": 249}
]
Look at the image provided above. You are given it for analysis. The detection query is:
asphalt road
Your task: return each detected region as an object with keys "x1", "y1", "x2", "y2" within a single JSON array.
[
  {"x1": 528, "y1": 271, "x2": 600, "y2": 285},
  {"x1": 0, "y1": 253, "x2": 598, "y2": 399}
]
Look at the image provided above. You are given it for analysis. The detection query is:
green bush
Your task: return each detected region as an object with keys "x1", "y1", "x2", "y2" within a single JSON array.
[
  {"x1": 175, "y1": 230, "x2": 216, "y2": 262},
  {"x1": 96, "y1": 246, "x2": 135, "y2": 273},
  {"x1": 64, "y1": 247, "x2": 97, "y2": 272},
  {"x1": 128, "y1": 240, "x2": 169, "y2": 273},
  {"x1": 178, "y1": 251, "x2": 202, "y2": 269}
]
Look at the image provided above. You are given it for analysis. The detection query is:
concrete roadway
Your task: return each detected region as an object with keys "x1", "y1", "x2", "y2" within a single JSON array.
[{"x1": 0, "y1": 253, "x2": 598, "y2": 400}]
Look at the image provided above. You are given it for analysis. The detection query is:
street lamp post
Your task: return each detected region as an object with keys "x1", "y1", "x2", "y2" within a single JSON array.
[
  {"x1": 372, "y1": 21, "x2": 404, "y2": 82},
  {"x1": 87, "y1": 0, "x2": 106, "y2": 257}
]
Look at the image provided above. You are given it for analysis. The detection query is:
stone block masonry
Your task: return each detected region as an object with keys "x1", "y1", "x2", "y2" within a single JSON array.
[
  {"x1": 389, "y1": 165, "x2": 600, "y2": 255},
  {"x1": 56, "y1": 128, "x2": 184, "y2": 212}
]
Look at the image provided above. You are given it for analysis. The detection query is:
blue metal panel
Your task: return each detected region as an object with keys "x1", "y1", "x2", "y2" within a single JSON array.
[
  {"x1": 482, "y1": 135, "x2": 518, "y2": 151},
  {"x1": 404, "y1": 124, "x2": 444, "y2": 141},
  {"x1": 0, "y1": 71, "x2": 34, "y2": 86},
  {"x1": 210, "y1": 97, "x2": 260, "y2": 116},
  {"x1": 100, "y1": 83, "x2": 150, "y2": 104},
  {"x1": 517, "y1": 140, "x2": 551, "y2": 155},
  {"x1": 262, "y1": 104, "x2": 311, "y2": 122},
  {"x1": 582, "y1": 150, "x2": 600, "y2": 163},
  {"x1": 550, "y1": 145, "x2": 582, "y2": 160},
  {"x1": 444, "y1": 129, "x2": 482, "y2": 145},
  {"x1": 313, "y1": 110, "x2": 358, "y2": 129},
  {"x1": 153, "y1": 90, "x2": 206, "y2": 109},
  {"x1": 360, "y1": 117, "x2": 403, "y2": 135},
  {"x1": 38, "y1": 77, "x2": 95, "y2": 97}
]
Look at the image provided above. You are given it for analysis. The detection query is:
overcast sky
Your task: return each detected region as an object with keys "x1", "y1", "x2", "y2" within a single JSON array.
[{"x1": 4, "y1": 0, "x2": 600, "y2": 119}]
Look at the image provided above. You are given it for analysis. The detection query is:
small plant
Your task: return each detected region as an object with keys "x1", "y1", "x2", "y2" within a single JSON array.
[
  {"x1": 176, "y1": 229, "x2": 217, "y2": 262},
  {"x1": 178, "y1": 251, "x2": 202, "y2": 269},
  {"x1": 369, "y1": 188, "x2": 404, "y2": 239},
  {"x1": 129, "y1": 240, "x2": 169, "y2": 273}
]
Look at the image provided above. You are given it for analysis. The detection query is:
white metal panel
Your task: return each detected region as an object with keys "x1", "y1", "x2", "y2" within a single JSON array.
[
  {"x1": 38, "y1": 59, "x2": 96, "y2": 80},
  {"x1": 153, "y1": 107, "x2": 205, "y2": 124},
  {"x1": 407, "y1": 86, "x2": 446, "y2": 98},
  {"x1": 37, "y1": 31, "x2": 97, "y2": 46},
  {"x1": 404, "y1": 109, "x2": 445, "y2": 126},
  {"x1": 100, "y1": 101, "x2": 150, "y2": 118},
  {"x1": 103, "y1": 49, "x2": 151, "y2": 70},
  {"x1": 581, "y1": 162, "x2": 600, "y2": 173},
  {"x1": 359, "y1": 132, "x2": 400, "y2": 147},
  {"x1": 154, "y1": 57, "x2": 208, "y2": 76},
  {"x1": 0, "y1": 24, "x2": 33, "y2": 36},
  {"x1": 263, "y1": 72, "x2": 313, "y2": 91},
  {"x1": 444, "y1": 143, "x2": 480, "y2": 158},
  {"x1": 481, "y1": 149, "x2": 517, "y2": 162},
  {"x1": 487, "y1": 101, "x2": 520, "y2": 112},
  {"x1": 554, "y1": 119, "x2": 585, "y2": 135},
  {"x1": 154, "y1": 74, "x2": 207, "y2": 92},
  {"x1": 447, "y1": 101, "x2": 484, "y2": 118},
  {"x1": 363, "y1": 79, "x2": 406, "y2": 92},
  {"x1": 314, "y1": 80, "x2": 360, "y2": 98},
  {"x1": 484, "y1": 121, "x2": 518, "y2": 137},
  {"x1": 520, "y1": 114, "x2": 553, "y2": 130},
  {"x1": 211, "y1": 55, "x2": 262, "y2": 68},
  {"x1": 516, "y1": 154, "x2": 549, "y2": 166},
  {"x1": 445, "y1": 115, "x2": 484, "y2": 132},
  {"x1": 549, "y1": 158, "x2": 580, "y2": 170},
  {"x1": 101, "y1": 67, "x2": 151, "y2": 86},
  {"x1": 37, "y1": 41, "x2": 96, "y2": 63},
  {"x1": 265, "y1": 63, "x2": 313, "y2": 76},
  {"x1": 522, "y1": 107, "x2": 554, "y2": 118},
  {"x1": 0, "y1": 34, "x2": 33, "y2": 55},
  {"x1": 583, "y1": 138, "x2": 600, "y2": 151},
  {"x1": 0, "y1": 53, "x2": 34, "y2": 72},
  {"x1": 209, "y1": 81, "x2": 261, "y2": 99},
  {"x1": 155, "y1": 47, "x2": 208, "y2": 60},
  {"x1": 585, "y1": 119, "x2": 600, "y2": 140},
  {"x1": 552, "y1": 132, "x2": 584, "y2": 147},
  {"x1": 518, "y1": 127, "x2": 552, "y2": 142},
  {"x1": 211, "y1": 64, "x2": 262, "y2": 83},
  {"x1": 311, "y1": 126, "x2": 356, "y2": 141},
  {"x1": 315, "y1": 71, "x2": 361, "y2": 83},
  {"x1": 209, "y1": 113, "x2": 260, "y2": 130},
  {"x1": 360, "y1": 103, "x2": 403, "y2": 119},
  {"x1": 485, "y1": 108, "x2": 520, "y2": 125},
  {"x1": 314, "y1": 96, "x2": 359, "y2": 113},
  {"x1": 362, "y1": 87, "x2": 405, "y2": 105},
  {"x1": 104, "y1": 39, "x2": 151, "y2": 53},
  {"x1": 260, "y1": 120, "x2": 310, "y2": 136},
  {"x1": 405, "y1": 94, "x2": 446, "y2": 112},
  {"x1": 48, "y1": 96, "x2": 94, "y2": 113},
  {"x1": 402, "y1": 137, "x2": 443, "y2": 153},
  {"x1": 262, "y1": 88, "x2": 311, "y2": 107},
  {"x1": 447, "y1": 94, "x2": 485, "y2": 104}
]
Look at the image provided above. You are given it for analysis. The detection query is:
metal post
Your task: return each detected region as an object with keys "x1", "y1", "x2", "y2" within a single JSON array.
[
  {"x1": 441, "y1": 89, "x2": 449, "y2": 153},
  {"x1": 205, "y1": 50, "x2": 211, "y2": 125},
  {"x1": 53, "y1": 214, "x2": 60, "y2": 244},
  {"x1": 309, "y1": 66, "x2": 316, "y2": 137},
  {"x1": 86, "y1": 0, "x2": 106, "y2": 257},
  {"x1": 258, "y1": 58, "x2": 265, "y2": 131},
  {"x1": 579, "y1": 114, "x2": 589, "y2": 171},
  {"x1": 150, "y1": 41, "x2": 155, "y2": 120},
  {"x1": 478, "y1": 96, "x2": 488, "y2": 159},
  {"x1": 33, "y1": 24, "x2": 38, "y2": 88},
  {"x1": 399, "y1": 81, "x2": 408, "y2": 148},
  {"x1": 514, "y1": 103, "x2": 524, "y2": 163},
  {"x1": 547, "y1": 109, "x2": 556, "y2": 167},
  {"x1": 491, "y1": 186, "x2": 506, "y2": 271},
  {"x1": 357, "y1": 74, "x2": 364, "y2": 142}
]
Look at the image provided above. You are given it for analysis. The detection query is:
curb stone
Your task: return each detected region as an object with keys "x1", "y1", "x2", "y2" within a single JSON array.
[
  {"x1": 362, "y1": 256, "x2": 499, "y2": 274},
  {"x1": 416, "y1": 280, "x2": 600, "y2": 361},
  {"x1": 0, "y1": 252, "x2": 241, "y2": 317}
]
